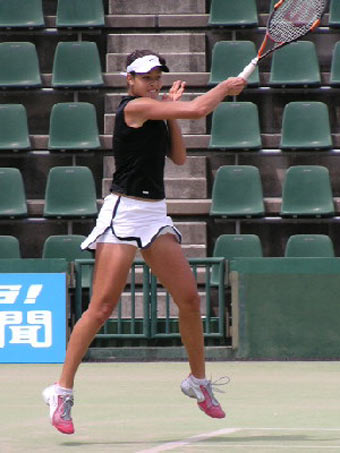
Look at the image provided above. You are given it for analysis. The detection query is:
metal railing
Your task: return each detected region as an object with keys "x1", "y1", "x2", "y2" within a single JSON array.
[{"x1": 74, "y1": 257, "x2": 226, "y2": 341}]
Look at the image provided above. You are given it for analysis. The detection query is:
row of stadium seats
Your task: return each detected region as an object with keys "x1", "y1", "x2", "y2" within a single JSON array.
[
  {"x1": 0, "y1": 103, "x2": 100, "y2": 151},
  {"x1": 2, "y1": 0, "x2": 340, "y2": 31},
  {"x1": 0, "y1": 234, "x2": 91, "y2": 259},
  {"x1": 0, "y1": 0, "x2": 104, "y2": 29},
  {"x1": 0, "y1": 41, "x2": 103, "y2": 88},
  {"x1": 2, "y1": 39, "x2": 340, "y2": 89},
  {"x1": 210, "y1": 165, "x2": 336, "y2": 218},
  {"x1": 0, "y1": 166, "x2": 98, "y2": 219},
  {"x1": 0, "y1": 233, "x2": 335, "y2": 260},
  {"x1": 209, "y1": 0, "x2": 340, "y2": 28},
  {"x1": 1, "y1": 164, "x2": 339, "y2": 220},
  {"x1": 210, "y1": 233, "x2": 336, "y2": 285},
  {"x1": 210, "y1": 101, "x2": 333, "y2": 151},
  {"x1": 209, "y1": 40, "x2": 340, "y2": 87},
  {"x1": 0, "y1": 101, "x2": 334, "y2": 152}
]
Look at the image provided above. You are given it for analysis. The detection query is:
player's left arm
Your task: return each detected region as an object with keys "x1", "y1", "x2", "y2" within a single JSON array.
[{"x1": 163, "y1": 80, "x2": 187, "y2": 165}]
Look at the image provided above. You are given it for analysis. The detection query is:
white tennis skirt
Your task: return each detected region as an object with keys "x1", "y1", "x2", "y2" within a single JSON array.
[{"x1": 81, "y1": 193, "x2": 182, "y2": 250}]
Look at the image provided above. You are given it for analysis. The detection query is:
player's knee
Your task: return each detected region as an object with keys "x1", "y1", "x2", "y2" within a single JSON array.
[
  {"x1": 179, "y1": 292, "x2": 201, "y2": 314},
  {"x1": 85, "y1": 300, "x2": 115, "y2": 326}
]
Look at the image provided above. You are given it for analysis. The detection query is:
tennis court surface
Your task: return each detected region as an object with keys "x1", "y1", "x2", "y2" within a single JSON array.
[{"x1": 1, "y1": 361, "x2": 339, "y2": 452}]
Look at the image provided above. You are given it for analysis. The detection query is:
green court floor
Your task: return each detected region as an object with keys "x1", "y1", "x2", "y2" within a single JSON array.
[{"x1": 1, "y1": 361, "x2": 339, "y2": 452}]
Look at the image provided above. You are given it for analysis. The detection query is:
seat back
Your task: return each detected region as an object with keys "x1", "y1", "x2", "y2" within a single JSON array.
[
  {"x1": 329, "y1": 0, "x2": 340, "y2": 27},
  {"x1": 0, "y1": 0, "x2": 44, "y2": 28},
  {"x1": 281, "y1": 166, "x2": 334, "y2": 217},
  {"x1": 43, "y1": 235, "x2": 93, "y2": 287},
  {"x1": 209, "y1": 41, "x2": 259, "y2": 86},
  {"x1": 52, "y1": 41, "x2": 103, "y2": 88},
  {"x1": 285, "y1": 234, "x2": 335, "y2": 257},
  {"x1": 49, "y1": 103, "x2": 100, "y2": 150},
  {"x1": 209, "y1": 0, "x2": 258, "y2": 27},
  {"x1": 56, "y1": 0, "x2": 104, "y2": 28},
  {"x1": 330, "y1": 41, "x2": 340, "y2": 86},
  {"x1": 0, "y1": 42, "x2": 41, "y2": 87},
  {"x1": 210, "y1": 165, "x2": 264, "y2": 217},
  {"x1": 0, "y1": 104, "x2": 30, "y2": 151},
  {"x1": 269, "y1": 41, "x2": 321, "y2": 87},
  {"x1": 0, "y1": 167, "x2": 27, "y2": 218},
  {"x1": 0, "y1": 235, "x2": 21, "y2": 258},
  {"x1": 44, "y1": 166, "x2": 98, "y2": 218},
  {"x1": 209, "y1": 102, "x2": 261, "y2": 150},
  {"x1": 280, "y1": 102, "x2": 332, "y2": 150},
  {"x1": 211, "y1": 234, "x2": 263, "y2": 285}
]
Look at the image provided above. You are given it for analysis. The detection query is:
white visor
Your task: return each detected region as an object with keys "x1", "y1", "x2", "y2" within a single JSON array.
[{"x1": 126, "y1": 55, "x2": 169, "y2": 74}]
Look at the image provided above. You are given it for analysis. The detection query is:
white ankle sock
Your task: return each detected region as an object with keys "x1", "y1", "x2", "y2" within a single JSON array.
[
  {"x1": 191, "y1": 375, "x2": 207, "y2": 385},
  {"x1": 55, "y1": 384, "x2": 73, "y2": 395}
]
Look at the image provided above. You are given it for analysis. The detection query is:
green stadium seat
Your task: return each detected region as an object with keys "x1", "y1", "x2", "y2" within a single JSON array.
[
  {"x1": 43, "y1": 235, "x2": 93, "y2": 287},
  {"x1": 281, "y1": 166, "x2": 334, "y2": 217},
  {"x1": 56, "y1": 0, "x2": 104, "y2": 28},
  {"x1": 208, "y1": 0, "x2": 258, "y2": 27},
  {"x1": 0, "y1": 104, "x2": 30, "y2": 151},
  {"x1": 52, "y1": 42, "x2": 104, "y2": 88},
  {"x1": 269, "y1": 42, "x2": 321, "y2": 87},
  {"x1": 330, "y1": 42, "x2": 340, "y2": 87},
  {"x1": 0, "y1": 235, "x2": 21, "y2": 258},
  {"x1": 280, "y1": 102, "x2": 332, "y2": 150},
  {"x1": 211, "y1": 234, "x2": 263, "y2": 286},
  {"x1": 49, "y1": 103, "x2": 100, "y2": 151},
  {"x1": 210, "y1": 165, "x2": 265, "y2": 217},
  {"x1": 0, "y1": 42, "x2": 41, "y2": 88},
  {"x1": 0, "y1": 168, "x2": 27, "y2": 218},
  {"x1": 209, "y1": 41, "x2": 259, "y2": 86},
  {"x1": 0, "y1": 0, "x2": 44, "y2": 28},
  {"x1": 209, "y1": 102, "x2": 262, "y2": 150},
  {"x1": 44, "y1": 166, "x2": 98, "y2": 218},
  {"x1": 329, "y1": 0, "x2": 340, "y2": 28},
  {"x1": 285, "y1": 234, "x2": 335, "y2": 257}
]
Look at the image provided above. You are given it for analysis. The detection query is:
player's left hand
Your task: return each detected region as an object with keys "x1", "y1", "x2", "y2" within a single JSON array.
[{"x1": 162, "y1": 80, "x2": 186, "y2": 102}]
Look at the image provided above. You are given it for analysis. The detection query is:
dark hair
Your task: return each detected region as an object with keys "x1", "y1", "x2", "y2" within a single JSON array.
[{"x1": 126, "y1": 49, "x2": 167, "y2": 71}]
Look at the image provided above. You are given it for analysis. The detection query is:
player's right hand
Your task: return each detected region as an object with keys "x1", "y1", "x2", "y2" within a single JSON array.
[{"x1": 225, "y1": 77, "x2": 247, "y2": 95}]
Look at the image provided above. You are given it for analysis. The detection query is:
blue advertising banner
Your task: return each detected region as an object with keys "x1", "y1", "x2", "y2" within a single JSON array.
[{"x1": 0, "y1": 273, "x2": 66, "y2": 363}]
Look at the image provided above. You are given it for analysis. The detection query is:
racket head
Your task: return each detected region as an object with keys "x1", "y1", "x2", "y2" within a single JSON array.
[{"x1": 267, "y1": 0, "x2": 328, "y2": 43}]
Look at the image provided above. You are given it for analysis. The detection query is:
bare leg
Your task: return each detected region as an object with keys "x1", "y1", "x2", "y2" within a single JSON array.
[
  {"x1": 58, "y1": 243, "x2": 137, "y2": 389},
  {"x1": 142, "y1": 234, "x2": 205, "y2": 378}
]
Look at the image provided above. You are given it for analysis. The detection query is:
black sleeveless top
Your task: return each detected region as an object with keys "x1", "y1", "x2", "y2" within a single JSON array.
[{"x1": 110, "y1": 96, "x2": 169, "y2": 200}]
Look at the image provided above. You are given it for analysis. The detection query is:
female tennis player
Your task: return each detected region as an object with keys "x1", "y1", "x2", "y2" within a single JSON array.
[{"x1": 42, "y1": 49, "x2": 246, "y2": 434}]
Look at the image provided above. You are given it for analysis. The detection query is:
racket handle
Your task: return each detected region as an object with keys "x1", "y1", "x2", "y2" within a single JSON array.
[{"x1": 238, "y1": 57, "x2": 259, "y2": 80}]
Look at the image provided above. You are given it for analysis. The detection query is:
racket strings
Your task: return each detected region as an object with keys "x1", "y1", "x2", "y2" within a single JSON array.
[{"x1": 268, "y1": 0, "x2": 327, "y2": 43}]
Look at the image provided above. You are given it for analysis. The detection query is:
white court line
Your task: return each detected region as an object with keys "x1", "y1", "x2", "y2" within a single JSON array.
[
  {"x1": 185, "y1": 445, "x2": 340, "y2": 450},
  {"x1": 136, "y1": 427, "x2": 340, "y2": 453},
  {"x1": 136, "y1": 428, "x2": 241, "y2": 453}
]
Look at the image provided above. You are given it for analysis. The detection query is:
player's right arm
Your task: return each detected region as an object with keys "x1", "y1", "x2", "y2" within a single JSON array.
[{"x1": 125, "y1": 77, "x2": 246, "y2": 127}]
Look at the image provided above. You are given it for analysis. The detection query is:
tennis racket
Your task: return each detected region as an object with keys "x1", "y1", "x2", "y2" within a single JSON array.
[{"x1": 238, "y1": 0, "x2": 328, "y2": 80}]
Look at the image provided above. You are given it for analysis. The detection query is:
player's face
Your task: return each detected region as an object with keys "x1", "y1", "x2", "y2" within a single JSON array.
[{"x1": 128, "y1": 68, "x2": 163, "y2": 99}]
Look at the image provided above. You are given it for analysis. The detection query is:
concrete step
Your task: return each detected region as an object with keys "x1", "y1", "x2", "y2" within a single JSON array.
[
  {"x1": 107, "y1": 52, "x2": 206, "y2": 73},
  {"x1": 104, "y1": 113, "x2": 205, "y2": 136},
  {"x1": 103, "y1": 155, "x2": 207, "y2": 178},
  {"x1": 107, "y1": 33, "x2": 206, "y2": 53},
  {"x1": 110, "y1": 291, "x2": 209, "y2": 318},
  {"x1": 105, "y1": 14, "x2": 209, "y2": 28},
  {"x1": 103, "y1": 155, "x2": 207, "y2": 199},
  {"x1": 28, "y1": 196, "x2": 327, "y2": 218},
  {"x1": 109, "y1": 0, "x2": 206, "y2": 15},
  {"x1": 104, "y1": 93, "x2": 206, "y2": 135},
  {"x1": 136, "y1": 243, "x2": 206, "y2": 259},
  {"x1": 102, "y1": 176, "x2": 207, "y2": 199}
]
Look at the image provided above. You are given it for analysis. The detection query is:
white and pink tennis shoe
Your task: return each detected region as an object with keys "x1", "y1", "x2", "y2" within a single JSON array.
[
  {"x1": 181, "y1": 374, "x2": 227, "y2": 419},
  {"x1": 42, "y1": 384, "x2": 75, "y2": 435}
]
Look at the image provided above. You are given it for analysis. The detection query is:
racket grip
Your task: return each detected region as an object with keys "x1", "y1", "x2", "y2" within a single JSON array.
[{"x1": 238, "y1": 57, "x2": 259, "y2": 80}]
